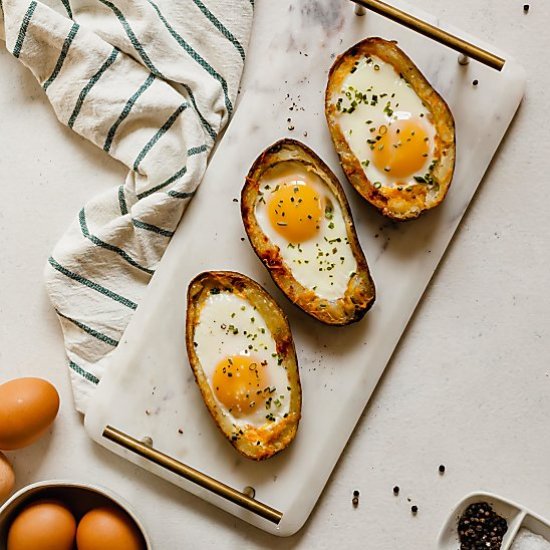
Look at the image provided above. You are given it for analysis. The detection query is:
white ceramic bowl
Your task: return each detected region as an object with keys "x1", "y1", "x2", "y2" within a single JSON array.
[
  {"x1": 0, "y1": 480, "x2": 152, "y2": 549},
  {"x1": 438, "y1": 491, "x2": 550, "y2": 550}
]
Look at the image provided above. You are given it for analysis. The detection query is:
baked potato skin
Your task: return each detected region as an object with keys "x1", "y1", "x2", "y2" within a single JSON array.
[
  {"x1": 325, "y1": 37, "x2": 456, "y2": 221},
  {"x1": 186, "y1": 271, "x2": 301, "y2": 461},
  {"x1": 241, "y1": 139, "x2": 375, "y2": 326}
]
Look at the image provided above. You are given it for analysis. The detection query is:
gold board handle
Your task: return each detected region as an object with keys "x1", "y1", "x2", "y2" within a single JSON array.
[
  {"x1": 103, "y1": 426, "x2": 283, "y2": 525},
  {"x1": 351, "y1": 0, "x2": 505, "y2": 71}
]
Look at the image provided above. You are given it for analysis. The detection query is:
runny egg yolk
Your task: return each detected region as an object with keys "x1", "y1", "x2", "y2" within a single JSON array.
[
  {"x1": 267, "y1": 181, "x2": 323, "y2": 243},
  {"x1": 212, "y1": 355, "x2": 269, "y2": 416},
  {"x1": 372, "y1": 119, "x2": 430, "y2": 180}
]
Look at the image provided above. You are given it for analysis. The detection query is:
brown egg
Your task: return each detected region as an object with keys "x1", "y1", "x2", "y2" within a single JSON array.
[
  {"x1": 7, "y1": 500, "x2": 76, "y2": 550},
  {"x1": 76, "y1": 506, "x2": 144, "y2": 550},
  {"x1": 0, "y1": 378, "x2": 59, "y2": 450},
  {"x1": 0, "y1": 451, "x2": 15, "y2": 502}
]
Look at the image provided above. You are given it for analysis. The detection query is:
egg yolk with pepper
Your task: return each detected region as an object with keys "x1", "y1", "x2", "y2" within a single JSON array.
[
  {"x1": 267, "y1": 181, "x2": 323, "y2": 243},
  {"x1": 372, "y1": 119, "x2": 430, "y2": 179},
  {"x1": 212, "y1": 356, "x2": 269, "y2": 416}
]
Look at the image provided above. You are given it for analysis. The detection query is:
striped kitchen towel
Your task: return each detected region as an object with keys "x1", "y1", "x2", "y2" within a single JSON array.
[{"x1": 1, "y1": 0, "x2": 253, "y2": 412}]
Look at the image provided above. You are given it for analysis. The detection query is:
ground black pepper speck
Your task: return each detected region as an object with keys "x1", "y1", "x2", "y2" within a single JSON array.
[
  {"x1": 458, "y1": 502, "x2": 508, "y2": 550},
  {"x1": 393, "y1": 486, "x2": 400, "y2": 495}
]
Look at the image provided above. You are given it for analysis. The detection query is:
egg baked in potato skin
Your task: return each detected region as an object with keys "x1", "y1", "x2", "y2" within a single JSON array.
[
  {"x1": 241, "y1": 139, "x2": 375, "y2": 326},
  {"x1": 325, "y1": 37, "x2": 456, "y2": 221},
  {"x1": 186, "y1": 271, "x2": 301, "y2": 460}
]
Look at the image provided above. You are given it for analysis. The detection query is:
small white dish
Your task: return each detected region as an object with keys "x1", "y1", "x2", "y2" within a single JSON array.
[
  {"x1": 438, "y1": 491, "x2": 550, "y2": 550},
  {"x1": 0, "y1": 480, "x2": 152, "y2": 549},
  {"x1": 518, "y1": 514, "x2": 550, "y2": 544}
]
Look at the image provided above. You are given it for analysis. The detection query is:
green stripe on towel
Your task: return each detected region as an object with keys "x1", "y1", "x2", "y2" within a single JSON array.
[
  {"x1": 79, "y1": 208, "x2": 154, "y2": 275},
  {"x1": 104, "y1": 73, "x2": 156, "y2": 153},
  {"x1": 137, "y1": 166, "x2": 187, "y2": 200},
  {"x1": 132, "y1": 219, "x2": 174, "y2": 237},
  {"x1": 69, "y1": 47, "x2": 120, "y2": 129},
  {"x1": 98, "y1": 0, "x2": 166, "y2": 78},
  {"x1": 167, "y1": 190, "x2": 195, "y2": 199},
  {"x1": 118, "y1": 185, "x2": 128, "y2": 215},
  {"x1": 60, "y1": 0, "x2": 72, "y2": 18},
  {"x1": 58, "y1": 310, "x2": 119, "y2": 347},
  {"x1": 180, "y1": 83, "x2": 217, "y2": 141},
  {"x1": 146, "y1": 0, "x2": 233, "y2": 116},
  {"x1": 43, "y1": 23, "x2": 79, "y2": 91},
  {"x1": 191, "y1": 0, "x2": 245, "y2": 62},
  {"x1": 69, "y1": 361, "x2": 100, "y2": 385},
  {"x1": 136, "y1": 143, "x2": 206, "y2": 199},
  {"x1": 13, "y1": 1, "x2": 37, "y2": 59},
  {"x1": 48, "y1": 256, "x2": 138, "y2": 310},
  {"x1": 133, "y1": 102, "x2": 188, "y2": 171},
  {"x1": 188, "y1": 144, "x2": 208, "y2": 156}
]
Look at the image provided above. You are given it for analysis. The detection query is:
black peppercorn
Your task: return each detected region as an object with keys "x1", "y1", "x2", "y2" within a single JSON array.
[{"x1": 458, "y1": 502, "x2": 508, "y2": 549}]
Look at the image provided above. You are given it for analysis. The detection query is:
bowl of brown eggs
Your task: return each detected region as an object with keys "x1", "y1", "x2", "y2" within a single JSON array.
[
  {"x1": 0, "y1": 377, "x2": 151, "y2": 549},
  {"x1": 0, "y1": 480, "x2": 152, "y2": 550}
]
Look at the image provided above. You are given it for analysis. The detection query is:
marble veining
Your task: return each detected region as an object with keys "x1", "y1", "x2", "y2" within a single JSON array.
[{"x1": 84, "y1": 0, "x2": 525, "y2": 537}]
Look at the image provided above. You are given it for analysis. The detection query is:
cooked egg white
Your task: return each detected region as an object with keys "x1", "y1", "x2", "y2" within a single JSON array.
[
  {"x1": 193, "y1": 292, "x2": 291, "y2": 428},
  {"x1": 334, "y1": 55, "x2": 437, "y2": 194},
  {"x1": 254, "y1": 161, "x2": 357, "y2": 301}
]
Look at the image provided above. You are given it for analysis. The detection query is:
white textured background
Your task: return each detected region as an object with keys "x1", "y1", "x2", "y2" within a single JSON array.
[{"x1": 0, "y1": 1, "x2": 548, "y2": 548}]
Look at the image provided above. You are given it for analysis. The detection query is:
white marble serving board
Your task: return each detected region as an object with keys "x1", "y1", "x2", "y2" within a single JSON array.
[{"x1": 84, "y1": 1, "x2": 525, "y2": 537}]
